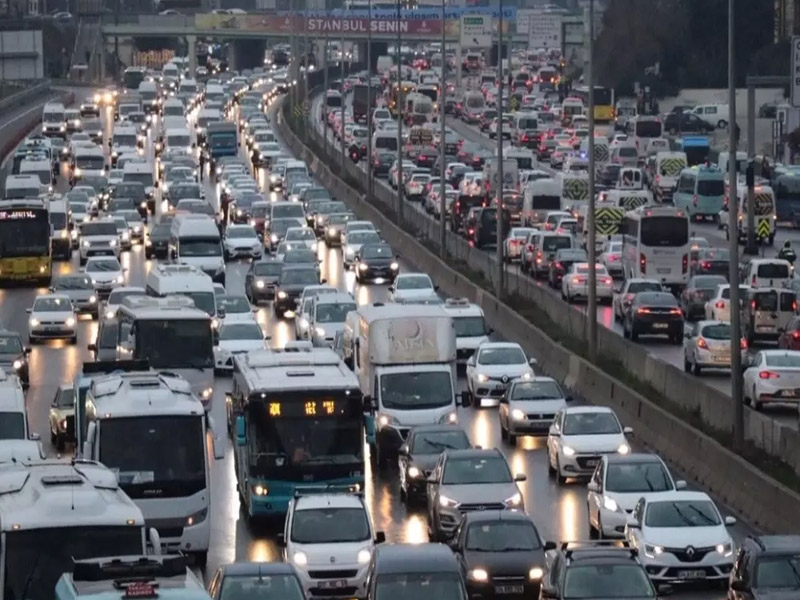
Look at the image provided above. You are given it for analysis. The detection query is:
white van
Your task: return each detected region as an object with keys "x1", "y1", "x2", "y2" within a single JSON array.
[
  {"x1": 442, "y1": 298, "x2": 490, "y2": 364},
  {"x1": 72, "y1": 145, "x2": 106, "y2": 182},
  {"x1": 110, "y1": 125, "x2": 139, "y2": 167},
  {"x1": 19, "y1": 159, "x2": 53, "y2": 192},
  {"x1": 373, "y1": 131, "x2": 398, "y2": 152},
  {"x1": 144, "y1": 263, "x2": 219, "y2": 322},
  {"x1": 743, "y1": 258, "x2": 792, "y2": 289},
  {"x1": 137, "y1": 80, "x2": 159, "y2": 112},
  {"x1": 691, "y1": 104, "x2": 729, "y2": 129},
  {"x1": 122, "y1": 162, "x2": 156, "y2": 201},
  {"x1": 49, "y1": 198, "x2": 72, "y2": 260},
  {"x1": 42, "y1": 102, "x2": 66, "y2": 137},
  {"x1": 164, "y1": 128, "x2": 193, "y2": 156},
  {"x1": 168, "y1": 214, "x2": 225, "y2": 285},
  {"x1": 0, "y1": 370, "x2": 32, "y2": 440},
  {"x1": 376, "y1": 55, "x2": 393, "y2": 76},
  {"x1": 522, "y1": 178, "x2": 561, "y2": 227},
  {"x1": 4, "y1": 175, "x2": 41, "y2": 199}
]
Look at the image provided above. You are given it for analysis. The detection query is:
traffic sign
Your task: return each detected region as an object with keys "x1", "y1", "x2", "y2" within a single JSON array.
[
  {"x1": 528, "y1": 12, "x2": 562, "y2": 49},
  {"x1": 460, "y1": 15, "x2": 492, "y2": 49},
  {"x1": 792, "y1": 36, "x2": 800, "y2": 107}
]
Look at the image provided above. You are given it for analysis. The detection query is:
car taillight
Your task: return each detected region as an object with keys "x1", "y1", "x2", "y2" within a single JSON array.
[
  {"x1": 715, "y1": 300, "x2": 725, "y2": 308},
  {"x1": 655, "y1": 175, "x2": 660, "y2": 186},
  {"x1": 555, "y1": 262, "x2": 562, "y2": 269},
  {"x1": 793, "y1": 331, "x2": 800, "y2": 339},
  {"x1": 794, "y1": 300, "x2": 798, "y2": 312},
  {"x1": 639, "y1": 253, "x2": 646, "y2": 274},
  {"x1": 740, "y1": 339, "x2": 748, "y2": 350},
  {"x1": 526, "y1": 244, "x2": 534, "y2": 252},
  {"x1": 624, "y1": 293, "x2": 634, "y2": 302},
  {"x1": 759, "y1": 371, "x2": 780, "y2": 379},
  {"x1": 637, "y1": 307, "x2": 651, "y2": 314},
  {"x1": 602, "y1": 277, "x2": 612, "y2": 285},
  {"x1": 701, "y1": 261, "x2": 712, "y2": 269},
  {"x1": 609, "y1": 254, "x2": 620, "y2": 261},
  {"x1": 682, "y1": 254, "x2": 688, "y2": 274},
  {"x1": 697, "y1": 337, "x2": 708, "y2": 349},
  {"x1": 751, "y1": 300, "x2": 757, "y2": 311},
  {"x1": 669, "y1": 308, "x2": 682, "y2": 315}
]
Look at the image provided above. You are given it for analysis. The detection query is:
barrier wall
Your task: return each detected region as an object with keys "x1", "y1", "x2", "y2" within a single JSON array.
[{"x1": 276, "y1": 95, "x2": 800, "y2": 533}]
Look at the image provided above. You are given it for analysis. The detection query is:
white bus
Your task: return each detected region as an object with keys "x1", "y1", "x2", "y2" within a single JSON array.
[
  {"x1": 81, "y1": 370, "x2": 224, "y2": 567},
  {"x1": 626, "y1": 116, "x2": 664, "y2": 157},
  {"x1": 0, "y1": 460, "x2": 148, "y2": 600},
  {"x1": 621, "y1": 205, "x2": 691, "y2": 291},
  {"x1": 116, "y1": 295, "x2": 215, "y2": 407}
]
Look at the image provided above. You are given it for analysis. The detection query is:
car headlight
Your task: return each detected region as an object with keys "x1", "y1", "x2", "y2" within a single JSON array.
[
  {"x1": 476, "y1": 373, "x2": 489, "y2": 383},
  {"x1": 89, "y1": 295, "x2": 97, "y2": 304},
  {"x1": 617, "y1": 443, "x2": 631, "y2": 455},
  {"x1": 145, "y1": 239, "x2": 152, "y2": 246},
  {"x1": 511, "y1": 408, "x2": 526, "y2": 421},
  {"x1": 270, "y1": 234, "x2": 278, "y2": 243},
  {"x1": 529, "y1": 567, "x2": 544, "y2": 580},
  {"x1": 201, "y1": 387, "x2": 213, "y2": 400},
  {"x1": 315, "y1": 327, "x2": 326, "y2": 337},
  {"x1": 644, "y1": 544, "x2": 664, "y2": 559},
  {"x1": 133, "y1": 225, "x2": 141, "y2": 232},
  {"x1": 468, "y1": 569, "x2": 488, "y2": 582},
  {"x1": 327, "y1": 226, "x2": 337, "y2": 235},
  {"x1": 390, "y1": 262, "x2": 399, "y2": 270},
  {"x1": 716, "y1": 542, "x2": 733, "y2": 557},
  {"x1": 277, "y1": 291, "x2": 288, "y2": 299},
  {"x1": 109, "y1": 239, "x2": 117, "y2": 247},
  {"x1": 29, "y1": 318, "x2": 40, "y2": 327},
  {"x1": 439, "y1": 494, "x2": 459, "y2": 508},
  {"x1": 504, "y1": 492, "x2": 522, "y2": 508},
  {"x1": 116, "y1": 275, "x2": 124, "y2": 284},
  {"x1": 407, "y1": 465, "x2": 420, "y2": 478},
  {"x1": 562, "y1": 446, "x2": 576, "y2": 457},
  {"x1": 256, "y1": 280, "x2": 265, "y2": 289},
  {"x1": 293, "y1": 551, "x2": 308, "y2": 566},
  {"x1": 65, "y1": 317, "x2": 76, "y2": 327},
  {"x1": 520, "y1": 371, "x2": 532, "y2": 380},
  {"x1": 437, "y1": 411, "x2": 458, "y2": 424},
  {"x1": 345, "y1": 247, "x2": 355, "y2": 256},
  {"x1": 236, "y1": 209, "x2": 243, "y2": 216},
  {"x1": 82, "y1": 240, "x2": 90, "y2": 247},
  {"x1": 603, "y1": 496, "x2": 619, "y2": 512},
  {"x1": 105, "y1": 309, "x2": 115, "y2": 319},
  {"x1": 12, "y1": 359, "x2": 23, "y2": 370},
  {"x1": 122, "y1": 232, "x2": 129, "y2": 240},
  {"x1": 358, "y1": 263, "x2": 369, "y2": 271},
  {"x1": 357, "y1": 549, "x2": 371, "y2": 564}
]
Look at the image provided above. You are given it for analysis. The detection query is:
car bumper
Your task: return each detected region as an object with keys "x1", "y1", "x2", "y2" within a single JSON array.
[
  {"x1": 471, "y1": 380, "x2": 511, "y2": 402},
  {"x1": 631, "y1": 318, "x2": 683, "y2": 337},
  {"x1": 226, "y1": 246, "x2": 263, "y2": 258},
  {"x1": 507, "y1": 415, "x2": 554, "y2": 436},
  {"x1": 29, "y1": 324, "x2": 76, "y2": 339},
  {"x1": 357, "y1": 265, "x2": 397, "y2": 280},
  {"x1": 296, "y1": 564, "x2": 368, "y2": 600},
  {"x1": 597, "y1": 506, "x2": 629, "y2": 537},
  {"x1": 640, "y1": 554, "x2": 733, "y2": 583},
  {"x1": 692, "y1": 349, "x2": 732, "y2": 369},
  {"x1": 565, "y1": 284, "x2": 613, "y2": 298},
  {"x1": 557, "y1": 452, "x2": 605, "y2": 477},
  {"x1": 754, "y1": 382, "x2": 800, "y2": 404},
  {"x1": 465, "y1": 579, "x2": 541, "y2": 600}
]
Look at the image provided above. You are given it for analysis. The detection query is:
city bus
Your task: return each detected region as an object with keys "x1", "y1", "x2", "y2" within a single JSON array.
[
  {"x1": 621, "y1": 205, "x2": 690, "y2": 292},
  {"x1": 228, "y1": 345, "x2": 364, "y2": 521},
  {"x1": 388, "y1": 81, "x2": 416, "y2": 118},
  {"x1": 0, "y1": 199, "x2": 52, "y2": 286},
  {"x1": 571, "y1": 85, "x2": 615, "y2": 122}
]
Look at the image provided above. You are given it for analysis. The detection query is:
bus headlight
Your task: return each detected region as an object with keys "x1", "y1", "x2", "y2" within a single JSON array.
[
  {"x1": 357, "y1": 549, "x2": 371, "y2": 564},
  {"x1": 185, "y1": 508, "x2": 208, "y2": 526},
  {"x1": 252, "y1": 484, "x2": 268, "y2": 496}
]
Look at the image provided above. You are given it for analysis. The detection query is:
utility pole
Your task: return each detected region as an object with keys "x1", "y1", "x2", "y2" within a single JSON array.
[
  {"x1": 322, "y1": 0, "x2": 329, "y2": 155},
  {"x1": 727, "y1": 0, "x2": 744, "y2": 450},
  {"x1": 396, "y1": 8, "x2": 404, "y2": 222},
  {"x1": 586, "y1": 0, "x2": 597, "y2": 361},
  {"x1": 438, "y1": 0, "x2": 447, "y2": 252},
  {"x1": 495, "y1": 0, "x2": 504, "y2": 299},
  {"x1": 366, "y1": 1, "x2": 373, "y2": 200},
  {"x1": 303, "y1": 0, "x2": 309, "y2": 144},
  {"x1": 340, "y1": 32, "x2": 346, "y2": 174},
  {"x1": 745, "y1": 83, "x2": 757, "y2": 254}
]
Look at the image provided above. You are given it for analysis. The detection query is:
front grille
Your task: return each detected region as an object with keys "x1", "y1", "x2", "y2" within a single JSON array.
[
  {"x1": 576, "y1": 456, "x2": 601, "y2": 469},
  {"x1": 666, "y1": 546, "x2": 715, "y2": 562},
  {"x1": 526, "y1": 413, "x2": 555, "y2": 420},
  {"x1": 308, "y1": 570, "x2": 358, "y2": 579},
  {"x1": 154, "y1": 526, "x2": 184, "y2": 538},
  {"x1": 492, "y1": 576, "x2": 526, "y2": 583},
  {"x1": 460, "y1": 502, "x2": 505, "y2": 512}
]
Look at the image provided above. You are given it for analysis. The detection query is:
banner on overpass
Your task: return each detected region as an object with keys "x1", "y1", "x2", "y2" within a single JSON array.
[
  {"x1": 289, "y1": 6, "x2": 516, "y2": 20},
  {"x1": 194, "y1": 13, "x2": 460, "y2": 36}
]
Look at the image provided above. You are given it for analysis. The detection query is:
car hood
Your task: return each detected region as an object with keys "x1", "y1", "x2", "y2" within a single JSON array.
[
  {"x1": 291, "y1": 540, "x2": 372, "y2": 567},
  {"x1": 477, "y1": 364, "x2": 533, "y2": 379},
  {"x1": 643, "y1": 526, "x2": 730, "y2": 549},
  {"x1": 439, "y1": 482, "x2": 519, "y2": 505},
  {"x1": 560, "y1": 433, "x2": 627, "y2": 453},
  {"x1": 315, "y1": 322, "x2": 345, "y2": 337},
  {"x1": 510, "y1": 399, "x2": 567, "y2": 414},
  {"x1": 216, "y1": 339, "x2": 265, "y2": 353},
  {"x1": 463, "y1": 549, "x2": 546, "y2": 575},
  {"x1": 59, "y1": 289, "x2": 95, "y2": 300},
  {"x1": 0, "y1": 352, "x2": 24, "y2": 368},
  {"x1": 178, "y1": 256, "x2": 224, "y2": 270},
  {"x1": 33, "y1": 311, "x2": 74, "y2": 321},
  {"x1": 395, "y1": 288, "x2": 436, "y2": 299}
]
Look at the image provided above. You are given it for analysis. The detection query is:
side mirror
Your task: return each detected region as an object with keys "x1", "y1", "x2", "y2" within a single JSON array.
[
  {"x1": 398, "y1": 444, "x2": 409, "y2": 456},
  {"x1": 543, "y1": 540, "x2": 557, "y2": 552},
  {"x1": 29, "y1": 432, "x2": 40, "y2": 441},
  {"x1": 25, "y1": 308, "x2": 31, "y2": 314},
  {"x1": 154, "y1": 180, "x2": 160, "y2": 188},
  {"x1": 426, "y1": 475, "x2": 438, "y2": 484},
  {"x1": 587, "y1": 481, "x2": 600, "y2": 493},
  {"x1": 23, "y1": 347, "x2": 31, "y2": 355},
  {"x1": 529, "y1": 357, "x2": 538, "y2": 367},
  {"x1": 725, "y1": 516, "x2": 737, "y2": 526},
  {"x1": 87, "y1": 343, "x2": 97, "y2": 352},
  {"x1": 565, "y1": 395, "x2": 573, "y2": 402},
  {"x1": 375, "y1": 531, "x2": 386, "y2": 544},
  {"x1": 321, "y1": 278, "x2": 327, "y2": 284},
  {"x1": 235, "y1": 415, "x2": 247, "y2": 447},
  {"x1": 514, "y1": 473, "x2": 526, "y2": 482},
  {"x1": 623, "y1": 426, "x2": 634, "y2": 434},
  {"x1": 434, "y1": 285, "x2": 439, "y2": 291},
  {"x1": 460, "y1": 390, "x2": 471, "y2": 407},
  {"x1": 626, "y1": 515, "x2": 640, "y2": 528},
  {"x1": 388, "y1": 286, "x2": 395, "y2": 293},
  {"x1": 675, "y1": 479, "x2": 687, "y2": 490}
]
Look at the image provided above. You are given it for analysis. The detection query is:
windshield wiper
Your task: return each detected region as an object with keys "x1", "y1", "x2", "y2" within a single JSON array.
[
  {"x1": 671, "y1": 503, "x2": 698, "y2": 527},
  {"x1": 687, "y1": 504, "x2": 717, "y2": 525},
  {"x1": 424, "y1": 439, "x2": 463, "y2": 451}
]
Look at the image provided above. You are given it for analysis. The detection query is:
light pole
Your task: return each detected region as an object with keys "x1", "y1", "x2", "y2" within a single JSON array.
[
  {"x1": 322, "y1": 0, "x2": 329, "y2": 154},
  {"x1": 396, "y1": 7, "x2": 404, "y2": 222},
  {"x1": 586, "y1": 0, "x2": 597, "y2": 361},
  {"x1": 366, "y1": 1, "x2": 373, "y2": 200},
  {"x1": 340, "y1": 32, "x2": 346, "y2": 174},
  {"x1": 726, "y1": 0, "x2": 744, "y2": 450},
  {"x1": 438, "y1": 0, "x2": 447, "y2": 251},
  {"x1": 495, "y1": 0, "x2": 504, "y2": 298}
]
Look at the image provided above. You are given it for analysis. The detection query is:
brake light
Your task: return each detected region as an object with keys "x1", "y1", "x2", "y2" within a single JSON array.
[
  {"x1": 794, "y1": 300, "x2": 798, "y2": 312},
  {"x1": 609, "y1": 254, "x2": 620, "y2": 262},
  {"x1": 602, "y1": 277, "x2": 612, "y2": 285},
  {"x1": 682, "y1": 254, "x2": 688, "y2": 274},
  {"x1": 792, "y1": 331, "x2": 800, "y2": 339},
  {"x1": 715, "y1": 300, "x2": 725, "y2": 309},
  {"x1": 624, "y1": 293, "x2": 634, "y2": 302},
  {"x1": 572, "y1": 276, "x2": 585, "y2": 283},
  {"x1": 637, "y1": 308, "x2": 651, "y2": 314},
  {"x1": 639, "y1": 253, "x2": 646, "y2": 274},
  {"x1": 556, "y1": 262, "x2": 563, "y2": 269},
  {"x1": 751, "y1": 300, "x2": 757, "y2": 311},
  {"x1": 697, "y1": 337, "x2": 708, "y2": 349},
  {"x1": 669, "y1": 308, "x2": 683, "y2": 315},
  {"x1": 655, "y1": 175, "x2": 660, "y2": 186},
  {"x1": 759, "y1": 371, "x2": 780, "y2": 379},
  {"x1": 740, "y1": 339, "x2": 748, "y2": 350}
]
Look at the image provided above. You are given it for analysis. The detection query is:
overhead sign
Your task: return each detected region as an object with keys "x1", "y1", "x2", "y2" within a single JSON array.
[
  {"x1": 528, "y1": 12, "x2": 562, "y2": 49},
  {"x1": 460, "y1": 15, "x2": 492, "y2": 49},
  {"x1": 792, "y1": 36, "x2": 800, "y2": 108},
  {"x1": 299, "y1": 6, "x2": 517, "y2": 20}
]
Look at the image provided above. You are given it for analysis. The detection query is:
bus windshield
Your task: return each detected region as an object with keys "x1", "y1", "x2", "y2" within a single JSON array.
[
  {"x1": 133, "y1": 318, "x2": 213, "y2": 368},
  {"x1": 640, "y1": 217, "x2": 689, "y2": 247},
  {"x1": 99, "y1": 415, "x2": 206, "y2": 499},
  {"x1": 0, "y1": 210, "x2": 50, "y2": 258},
  {"x1": 123, "y1": 69, "x2": 146, "y2": 90}
]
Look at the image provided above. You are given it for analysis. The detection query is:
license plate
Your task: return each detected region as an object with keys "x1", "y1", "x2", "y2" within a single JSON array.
[
  {"x1": 318, "y1": 580, "x2": 348, "y2": 589},
  {"x1": 652, "y1": 323, "x2": 668, "y2": 329},
  {"x1": 713, "y1": 355, "x2": 730, "y2": 363},
  {"x1": 677, "y1": 570, "x2": 706, "y2": 580},
  {"x1": 45, "y1": 326, "x2": 61, "y2": 332},
  {"x1": 494, "y1": 586, "x2": 524, "y2": 594},
  {"x1": 657, "y1": 267, "x2": 670, "y2": 274},
  {"x1": 585, "y1": 459, "x2": 599, "y2": 467},
  {"x1": 783, "y1": 390, "x2": 796, "y2": 397}
]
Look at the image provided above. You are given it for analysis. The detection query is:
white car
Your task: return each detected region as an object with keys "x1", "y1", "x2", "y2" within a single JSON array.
[
  {"x1": 499, "y1": 377, "x2": 569, "y2": 445},
  {"x1": 742, "y1": 349, "x2": 800, "y2": 411},
  {"x1": 547, "y1": 406, "x2": 632, "y2": 484},
  {"x1": 309, "y1": 293, "x2": 357, "y2": 348},
  {"x1": 100, "y1": 286, "x2": 146, "y2": 320},
  {"x1": 108, "y1": 168, "x2": 125, "y2": 185},
  {"x1": 27, "y1": 294, "x2": 78, "y2": 344},
  {"x1": 613, "y1": 279, "x2": 664, "y2": 322},
  {"x1": 343, "y1": 230, "x2": 382, "y2": 268},
  {"x1": 624, "y1": 491, "x2": 736, "y2": 584},
  {"x1": 704, "y1": 283, "x2": 750, "y2": 322},
  {"x1": 284, "y1": 226, "x2": 318, "y2": 251},
  {"x1": 78, "y1": 218, "x2": 120, "y2": 265},
  {"x1": 388, "y1": 273, "x2": 438, "y2": 304},
  {"x1": 587, "y1": 453, "x2": 686, "y2": 539},
  {"x1": 283, "y1": 490, "x2": 384, "y2": 600},
  {"x1": 599, "y1": 241, "x2": 624, "y2": 277},
  {"x1": 504, "y1": 227, "x2": 537, "y2": 262},
  {"x1": 465, "y1": 342, "x2": 536, "y2": 407},
  {"x1": 683, "y1": 320, "x2": 742, "y2": 375},
  {"x1": 561, "y1": 263, "x2": 613, "y2": 304},
  {"x1": 294, "y1": 285, "x2": 337, "y2": 340},
  {"x1": 223, "y1": 224, "x2": 263, "y2": 260},
  {"x1": 216, "y1": 294, "x2": 257, "y2": 323},
  {"x1": 84, "y1": 256, "x2": 125, "y2": 297},
  {"x1": 213, "y1": 321, "x2": 268, "y2": 374},
  {"x1": 443, "y1": 298, "x2": 491, "y2": 364}
]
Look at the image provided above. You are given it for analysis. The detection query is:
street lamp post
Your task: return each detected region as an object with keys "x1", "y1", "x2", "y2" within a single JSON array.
[
  {"x1": 340, "y1": 33, "x2": 346, "y2": 173},
  {"x1": 586, "y1": 0, "x2": 597, "y2": 361},
  {"x1": 438, "y1": 0, "x2": 447, "y2": 251},
  {"x1": 495, "y1": 0, "x2": 504, "y2": 298},
  {"x1": 396, "y1": 6, "x2": 404, "y2": 222},
  {"x1": 367, "y1": 1, "x2": 373, "y2": 200}
]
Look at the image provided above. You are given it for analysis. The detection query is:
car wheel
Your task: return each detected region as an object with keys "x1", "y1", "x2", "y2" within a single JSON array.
[
  {"x1": 692, "y1": 360, "x2": 702, "y2": 376},
  {"x1": 717, "y1": 119, "x2": 728, "y2": 129},
  {"x1": 752, "y1": 387, "x2": 762, "y2": 411},
  {"x1": 684, "y1": 357, "x2": 691, "y2": 373},
  {"x1": 547, "y1": 450, "x2": 556, "y2": 476},
  {"x1": 556, "y1": 457, "x2": 567, "y2": 485}
]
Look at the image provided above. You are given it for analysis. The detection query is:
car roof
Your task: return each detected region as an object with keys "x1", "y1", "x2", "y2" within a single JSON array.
[
  {"x1": 604, "y1": 452, "x2": 664, "y2": 465},
  {"x1": 642, "y1": 490, "x2": 711, "y2": 503},
  {"x1": 563, "y1": 405, "x2": 615, "y2": 415},
  {"x1": 462, "y1": 510, "x2": 534, "y2": 526},
  {"x1": 444, "y1": 448, "x2": 502, "y2": 459},
  {"x1": 374, "y1": 543, "x2": 459, "y2": 573},
  {"x1": 220, "y1": 562, "x2": 298, "y2": 576}
]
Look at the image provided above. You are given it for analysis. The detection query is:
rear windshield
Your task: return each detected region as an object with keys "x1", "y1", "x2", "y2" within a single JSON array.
[
  {"x1": 542, "y1": 236, "x2": 572, "y2": 252},
  {"x1": 697, "y1": 179, "x2": 724, "y2": 196},
  {"x1": 757, "y1": 263, "x2": 790, "y2": 279},
  {"x1": 700, "y1": 324, "x2": 731, "y2": 340},
  {"x1": 765, "y1": 353, "x2": 800, "y2": 368}
]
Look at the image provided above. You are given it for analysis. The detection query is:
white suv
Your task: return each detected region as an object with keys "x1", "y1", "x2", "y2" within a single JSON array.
[
  {"x1": 281, "y1": 490, "x2": 385, "y2": 599},
  {"x1": 78, "y1": 219, "x2": 120, "y2": 266}
]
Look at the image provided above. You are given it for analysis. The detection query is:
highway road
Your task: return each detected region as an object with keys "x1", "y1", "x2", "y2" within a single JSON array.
[
  {"x1": 0, "y1": 87, "x2": 752, "y2": 599},
  {"x1": 310, "y1": 88, "x2": 800, "y2": 436}
]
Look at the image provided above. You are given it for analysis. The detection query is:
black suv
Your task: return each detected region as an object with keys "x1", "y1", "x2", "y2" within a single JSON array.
[
  {"x1": 729, "y1": 535, "x2": 800, "y2": 599},
  {"x1": 540, "y1": 541, "x2": 668, "y2": 599}
]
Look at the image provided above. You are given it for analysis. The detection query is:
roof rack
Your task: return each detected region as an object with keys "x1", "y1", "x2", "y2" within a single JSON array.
[
  {"x1": 72, "y1": 555, "x2": 187, "y2": 582},
  {"x1": 293, "y1": 483, "x2": 363, "y2": 498}
]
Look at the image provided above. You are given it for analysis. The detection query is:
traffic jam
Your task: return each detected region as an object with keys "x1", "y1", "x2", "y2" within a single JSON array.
[{"x1": 0, "y1": 36, "x2": 795, "y2": 600}]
